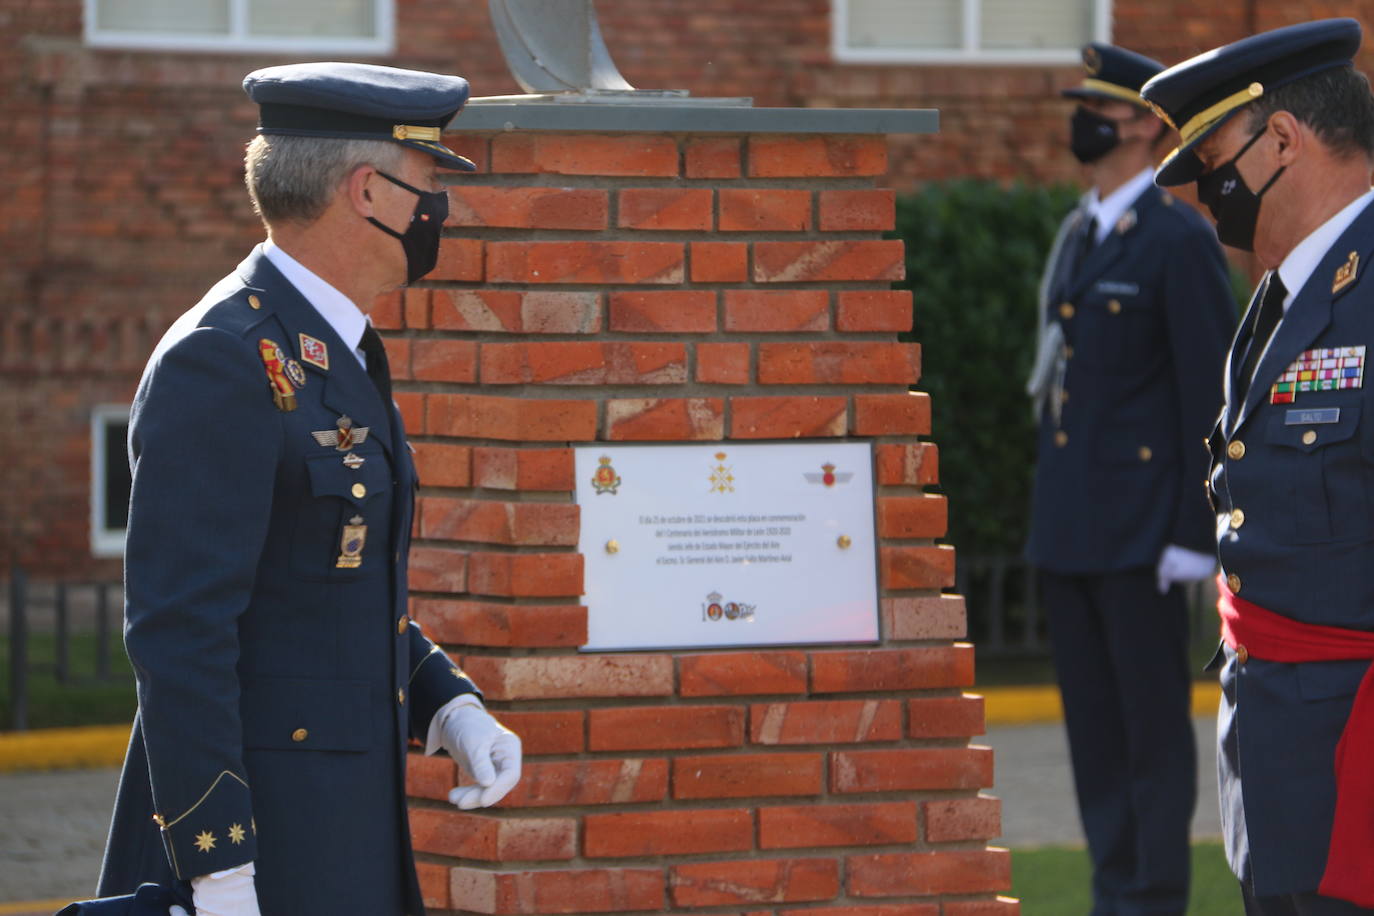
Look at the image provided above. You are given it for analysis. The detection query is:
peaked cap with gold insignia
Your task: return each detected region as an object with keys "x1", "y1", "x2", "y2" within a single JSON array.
[{"x1": 1061, "y1": 42, "x2": 1164, "y2": 110}]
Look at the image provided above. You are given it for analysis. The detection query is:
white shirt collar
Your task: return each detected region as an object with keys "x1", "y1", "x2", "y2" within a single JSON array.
[
  {"x1": 1276, "y1": 188, "x2": 1374, "y2": 313},
  {"x1": 1086, "y1": 168, "x2": 1155, "y2": 245},
  {"x1": 262, "y1": 240, "x2": 369, "y2": 367}
]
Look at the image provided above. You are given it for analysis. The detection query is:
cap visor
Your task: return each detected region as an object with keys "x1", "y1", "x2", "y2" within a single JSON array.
[
  {"x1": 1152, "y1": 109, "x2": 1241, "y2": 186},
  {"x1": 403, "y1": 138, "x2": 476, "y2": 171},
  {"x1": 1061, "y1": 85, "x2": 1149, "y2": 107}
]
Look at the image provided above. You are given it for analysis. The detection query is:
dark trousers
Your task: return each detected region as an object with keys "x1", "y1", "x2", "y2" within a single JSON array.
[
  {"x1": 1243, "y1": 884, "x2": 1374, "y2": 915},
  {"x1": 1041, "y1": 568, "x2": 1197, "y2": 916}
]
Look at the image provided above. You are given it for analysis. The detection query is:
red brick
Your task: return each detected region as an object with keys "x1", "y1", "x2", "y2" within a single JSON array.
[
  {"x1": 618, "y1": 187, "x2": 713, "y2": 230},
  {"x1": 411, "y1": 339, "x2": 477, "y2": 383},
  {"x1": 487, "y1": 241, "x2": 684, "y2": 285},
  {"x1": 671, "y1": 858, "x2": 839, "y2": 907},
  {"x1": 409, "y1": 807, "x2": 576, "y2": 861},
  {"x1": 371, "y1": 289, "x2": 402, "y2": 329},
  {"x1": 759, "y1": 802, "x2": 918, "y2": 849},
  {"x1": 481, "y1": 341, "x2": 687, "y2": 385},
  {"x1": 450, "y1": 865, "x2": 664, "y2": 914},
  {"x1": 724, "y1": 290, "x2": 830, "y2": 332},
  {"x1": 395, "y1": 392, "x2": 425, "y2": 436},
  {"x1": 880, "y1": 545, "x2": 957, "y2": 590},
  {"x1": 416, "y1": 862, "x2": 450, "y2": 911},
  {"x1": 679, "y1": 651, "x2": 808, "y2": 696},
  {"x1": 413, "y1": 443, "x2": 471, "y2": 488},
  {"x1": 589, "y1": 705, "x2": 745, "y2": 751},
  {"x1": 837, "y1": 290, "x2": 913, "y2": 332},
  {"x1": 943, "y1": 898, "x2": 1022, "y2": 916},
  {"x1": 403, "y1": 288, "x2": 430, "y2": 330},
  {"x1": 925, "y1": 796, "x2": 1002, "y2": 842},
  {"x1": 471, "y1": 447, "x2": 575, "y2": 491},
  {"x1": 407, "y1": 545, "x2": 467, "y2": 593},
  {"x1": 466, "y1": 552, "x2": 583, "y2": 598},
  {"x1": 853, "y1": 392, "x2": 932, "y2": 436},
  {"x1": 750, "y1": 700, "x2": 902, "y2": 745},
  {"x1": 719, "y1": 189, "x2": 812, "y2": 232},
  {"x1": 495, "y1": 710, "x2": 586, "y2": 756},
  {"x1": 780, "y1": 907, "x2": 938, "y2": 916},
  {"x1": 447, "y1": 186, "x2": 609, "y2": 230},
  {"x1": 382, "y1": 337, "x2": 411, "y2": 380},
  {"x1": 819, "y1": 189, "x2": 897, "y2": 231},
  {"x1": 444, "y1": 133, "x2": 489, "y2": 173},
  {"x1": 754, "y1": 240, "x2": 904, "y2": 283},
  {"x1": 673, "y1": 752, "x2": 823, "y2": 799},
  {"x1": 471, "y1": 758, "x2": 669, "y2": 808},
  {"x1": 758, "y1": 342, "x2": 919, "y2": 385},
  {"x1": 749, "y1": 136, "x2": 888, "y2": 177},
  {"x1": 427, "y1": 394, "x2": 597, "y2": 441},
  {"x1": 433, "y1": 290, "x2": 603, "y2": 335},
  {"x1": 609, "y1": 290, "x2": 717, "y2": 333},
  {"x1": 882, "y1": 595, "x2": 967, "y2": 641},
  {"x1": 491, "y1": 133, "x2": 679, "y2": 177},
  {"x1": 584, "y1": 809, "x2": 753, "y2": 858},
  {"x1": 685, "y1": 137, "x2": 741, "y2": 179},
  {"x1": 875, "y1": 442, "x2": 939, "y2": 485},
  {"x1": 431, "y1": 238, "x2": 484, "y2": 281},
  {"x1": 412, "y1": 598, "x2": 586, "y2": 648},
  {"x1": 691, "y1": 241, "x2": 748, "y2": 282},
  {"x1": 406, "y1": 752, "x2": 456, "y2": 801},
  {"x1": 606, "y1": 397, "x2": 724, "y2": 440},
  {"x1": 460, "y1": 655, "x2": 674, "y2": 701},
  {"x1": 846, "y1": 850, "x2": 1012, "y2": 897},
  {"x1": 831, "y1": 748, "x2": 994, "y2": 793},
  {"x1": 811, "y1": 646, "x2": 975, "y2": 693},
  {"x1": 908, "y1": 695, "x2": 987, "y2": 739},
  {"x1": 697, "y1": 342, "x2": 750, "y2": 384},
  {"x1": 731, "y1": 396, "x2": 847, "y2": 439},
  {"x1": 877, "y1": 494, "x2": 947, "y2": 539}
]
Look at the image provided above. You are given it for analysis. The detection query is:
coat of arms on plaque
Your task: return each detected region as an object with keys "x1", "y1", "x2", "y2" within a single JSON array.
[
  {"x1": 591, "y1": 455, "x2": 621, "y2": 495},
  {"x1": 709, "y1": 452, "x2": 735, "y2": 494},
  {"x1": 803, "y1": 462, "x2": 854, "y2": 488}
]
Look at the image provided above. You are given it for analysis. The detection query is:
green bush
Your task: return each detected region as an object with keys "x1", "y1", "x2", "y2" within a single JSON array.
[{"x1": 892, "y1": 181, "x2": 1082, "y2": 558}]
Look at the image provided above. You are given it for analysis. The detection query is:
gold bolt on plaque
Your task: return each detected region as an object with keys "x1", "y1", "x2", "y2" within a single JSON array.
[
  {"x1": 837, "y1": 535, "x2": 852, "y2": 550},
  {"x1": 605, "y1": 539, "x2": 619, "y2": 554}
]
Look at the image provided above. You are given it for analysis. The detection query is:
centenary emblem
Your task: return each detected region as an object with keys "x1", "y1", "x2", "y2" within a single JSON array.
[{"x1": 590, "y1": 455, "x2": 621, "y2": 495}]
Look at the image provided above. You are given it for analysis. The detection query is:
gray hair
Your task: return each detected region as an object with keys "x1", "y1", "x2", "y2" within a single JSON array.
[{"x1": 244, "y1": 134, "x2": 405, "y2": 226}]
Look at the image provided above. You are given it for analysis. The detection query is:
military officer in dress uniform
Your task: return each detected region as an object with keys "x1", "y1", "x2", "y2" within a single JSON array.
[
  {"x1": 1142, "y1": 18, "x2": 1374, "y2": 916},
  {"x1": 1025, "y1": 42, "x2": 1236, "y2": 916},
  {"x1": 94, "y1": 63, "x2": 522, "y2": 916}
]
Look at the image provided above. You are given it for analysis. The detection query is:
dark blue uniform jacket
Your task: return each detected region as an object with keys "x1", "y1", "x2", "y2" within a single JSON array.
[
  {"x1": 97, "y1": 247, "x2": 479, "y2": 915},
  {"x1": 1209, "y1": 197, "x2": 1374, "y2": 896},
  {"x1": 1028, "y1": 185, "x2": 1235, "y2": 573}
]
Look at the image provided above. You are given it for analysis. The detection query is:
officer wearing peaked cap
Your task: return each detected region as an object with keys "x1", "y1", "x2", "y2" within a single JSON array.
[
  {"x1": 1025, "y1": 41, "x2": 1235, "y2": 916},
  {"x1": 92, "y1": 63, "x2": 522, "y2": 916},
  {"x1": 1143, "y1": 18, "x2": 1374, "y2": 915}
]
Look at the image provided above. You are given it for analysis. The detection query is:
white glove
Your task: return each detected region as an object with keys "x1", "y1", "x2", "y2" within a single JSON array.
[
  {"x1": 1155, "y1": 544, "x2": 1216, "y2": 594},
  {"x1": 430, "y1": 695, "x2": 522, "y2": 809},
  {"x1": 171, "y1": 862, "x2": 259, "y2": 916}
]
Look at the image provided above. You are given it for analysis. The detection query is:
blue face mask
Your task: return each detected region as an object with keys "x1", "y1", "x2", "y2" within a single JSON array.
[{"x1": 366, "y1": 170, "x2": 449, "y2": 284}]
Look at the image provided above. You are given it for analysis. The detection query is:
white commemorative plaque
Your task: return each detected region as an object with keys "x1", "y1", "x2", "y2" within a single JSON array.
[{"x1": 575, "y1": 441, "x2": 879, "y2": 651}]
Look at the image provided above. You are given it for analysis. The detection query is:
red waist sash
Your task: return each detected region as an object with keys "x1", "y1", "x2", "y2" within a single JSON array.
[{"x1": 1217, "y1": 575, "x2": 1374, "y2": 906}]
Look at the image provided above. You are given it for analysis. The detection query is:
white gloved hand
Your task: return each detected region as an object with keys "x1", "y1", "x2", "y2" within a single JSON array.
[
  {"x1": 1155, "y1": 543, "x2": 1216, "y2": 594},
  {"x1": 173, "y1": 862, "x2": 259, "y2": 916},
  {"x1": 432, "y1": 695, "x2": 522, "y2": 809}
]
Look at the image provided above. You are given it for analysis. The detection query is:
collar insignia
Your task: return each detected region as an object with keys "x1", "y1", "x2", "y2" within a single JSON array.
[
  {"x1": 299, "y1": 334, "x2": 329, "y2": 371},
  {"x1": 1333, "y1": 250, "x2": 1360, "y2": 294},
  {"x1": 1115, "y1": 209, "x2": 1137, "y2": 235}
]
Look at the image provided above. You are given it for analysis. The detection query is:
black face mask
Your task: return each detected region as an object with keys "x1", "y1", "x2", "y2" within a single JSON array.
[
  {"x1": 1195, "y1": 125, "x2": 1286, "y2": 252},
  {"x1": 1070, "y1": 106, "x2": 1122, "y2": 164},
  {"x1": 367, "y1": 170, "x2": 449, "y2": 284}
]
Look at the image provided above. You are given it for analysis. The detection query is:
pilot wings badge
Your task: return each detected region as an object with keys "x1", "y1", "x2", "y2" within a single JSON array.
[{"x1": 312, "y1": 415, "x2": 370, "y2": 451}]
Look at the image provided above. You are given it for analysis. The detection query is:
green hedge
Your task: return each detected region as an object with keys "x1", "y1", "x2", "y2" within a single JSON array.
[{"x1": 891, "y1": 181, "x2": 1082, "y2": 558}]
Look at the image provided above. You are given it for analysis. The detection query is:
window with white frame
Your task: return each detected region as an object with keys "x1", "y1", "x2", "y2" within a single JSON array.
[
  {"x1": 91, "y1": 405, "x2": 131, "y2": 558},
  {"x1": 833, "y1": 0, "x2": 1112, "y2": 65},
  {"x1": 85, "y1": 0, "x2": 393, "y2": 54}
]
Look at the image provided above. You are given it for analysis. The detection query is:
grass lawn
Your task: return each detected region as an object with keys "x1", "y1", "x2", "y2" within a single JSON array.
[
  {"x1": 0, "y1": 633, "x2": 136, "y2": 730},
  {"x1": 1013, "y1": 842, "x2": 1239, "y2": 915}
]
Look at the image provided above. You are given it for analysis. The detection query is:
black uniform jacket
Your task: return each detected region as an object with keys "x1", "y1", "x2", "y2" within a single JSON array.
[{"x1": 98, "y1": 246, "x2": 478, "y2": 915}]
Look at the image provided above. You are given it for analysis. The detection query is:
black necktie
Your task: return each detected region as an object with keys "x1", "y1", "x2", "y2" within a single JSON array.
[
  {"x1": 1070, "y1": 215, "x2": 1098, "y2": 277},
  {"x1": 1237, "y1": 272, "x2": 1288, "y2": 399},
  {"x1": 358, "y1": 325, "x2": 393, "y2": 407}
]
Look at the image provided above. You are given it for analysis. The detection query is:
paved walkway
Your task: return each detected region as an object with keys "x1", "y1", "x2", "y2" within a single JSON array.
[{"x1": 0, "y1": 716, "x2": 1223, "y2": 911}]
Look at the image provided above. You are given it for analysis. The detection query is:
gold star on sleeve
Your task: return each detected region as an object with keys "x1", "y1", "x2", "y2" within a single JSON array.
[
  {"x1": 194, "y1": 830, "x2": 217, "y2": 853},
  {"x1": 228, "y1": 823, "x2": 246, "y2": 845}
]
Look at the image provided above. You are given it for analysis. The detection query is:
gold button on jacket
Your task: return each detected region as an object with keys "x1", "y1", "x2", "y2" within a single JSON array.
[
  {"x1": 291, "y1": 728, "x2": 308, "y2": 742},
  {"x1": 1230, "y1": 509, "x2": 1245, "y2": 529},
  {"x1": 1228, "y1": 440, "x2": 1246, "y2": 460},
  {"x1": 1059, "y1": 302, "x2": 1075, "y2": 319},
  {"x1": 1227, "y1": 573, "x2": 1242, "y2": 593}
]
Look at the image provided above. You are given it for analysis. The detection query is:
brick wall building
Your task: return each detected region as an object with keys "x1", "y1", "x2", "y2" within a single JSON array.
[{"x1": 3, "y1": 0, "x2": 1371, "y2": 574}]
